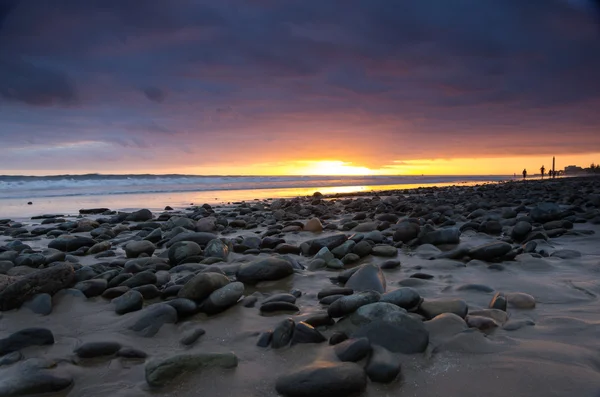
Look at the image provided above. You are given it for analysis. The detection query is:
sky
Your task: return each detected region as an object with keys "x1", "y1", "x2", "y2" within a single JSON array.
[{"x1": 1, "y1": 0, "x2": 600, "y2": 176}]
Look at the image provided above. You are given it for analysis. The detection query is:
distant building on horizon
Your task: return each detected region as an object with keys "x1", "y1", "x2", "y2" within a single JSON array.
[{"x1": 564, "y1": 165, "x2": 585, "y2": 174}]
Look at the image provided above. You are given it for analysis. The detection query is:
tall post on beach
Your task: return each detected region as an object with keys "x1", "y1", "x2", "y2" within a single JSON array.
[{"x1": 552, "y1": 156, "x2": 556, "y2": 179}]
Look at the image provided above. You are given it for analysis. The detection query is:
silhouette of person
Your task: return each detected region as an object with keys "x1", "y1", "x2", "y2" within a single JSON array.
[
  {"x1": 540, "y1": 165, "x2": 545, "y2": 179},
  {"x1": 522, "y1": 169, "x2": 527, "y2": 179}
]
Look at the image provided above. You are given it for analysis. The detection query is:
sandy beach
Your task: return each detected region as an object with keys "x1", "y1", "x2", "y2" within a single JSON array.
[{"x1": 1, "y1": 176, "x2": 600, "y2": 397}]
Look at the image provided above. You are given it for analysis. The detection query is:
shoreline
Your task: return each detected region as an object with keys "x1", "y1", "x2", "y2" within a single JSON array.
[
  {"x1": 0, "y1": 175, "x2": 599, "y2": 396},
  {"x1": 0, "y1": 175, "x2": 561, "y2": 220}
]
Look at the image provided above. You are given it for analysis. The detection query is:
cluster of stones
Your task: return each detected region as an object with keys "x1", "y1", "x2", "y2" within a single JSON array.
[{"x1": 0, "y1": 176, "x2": 598, "y2": 396}]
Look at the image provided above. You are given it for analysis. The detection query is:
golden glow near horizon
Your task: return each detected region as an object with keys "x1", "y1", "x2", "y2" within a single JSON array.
[
  {"x1": 14, "y1": 153, "x2": 600, "y2": 177},
  {"x1": 286, "y1": 161, "x2": 375, "y2": 176},
  {"x1": 227, "y1": 153, "x2": 600, "y2": 176}
]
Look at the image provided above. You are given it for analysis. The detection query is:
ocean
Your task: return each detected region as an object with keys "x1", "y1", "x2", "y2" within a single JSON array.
[{"x1": 0, "y1": 174, "x2": 515, "y2": 218}]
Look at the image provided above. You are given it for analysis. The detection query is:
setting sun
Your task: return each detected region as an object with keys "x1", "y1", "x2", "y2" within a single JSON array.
[{"x1": 288, "y1": 161, "x2": 374, "y2": 176}]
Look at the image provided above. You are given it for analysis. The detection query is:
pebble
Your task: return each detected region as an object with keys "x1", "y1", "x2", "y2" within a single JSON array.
[
  {"x1": 22, "y1": 293, "x2": 53, "y2": 315},
  {"x1": 506, "y1": 292, "x2": 536, "y2": 309},
  {"x1": 0, "y1": 328, "x2": 54, "y2": 356},
  {"x1": 260, "y1": 302, "x2": 300, "y2": 314},
  {"x1": 334, "y1": 337, "x2": 371, "y2": 362},
  {"x1": 290, "y1": 322, "x2": 326, "y2": 344},
  {"x1": 327, "y1": 291, "x2": 381, "y2": 318},
  {"x1": 345, "y1": 264, "x2": 386, "y2": 293},
  {"x1": 419, "y1": 299, "x2": 468, "y2": 319},
  {"x1": 129, "y1": 304, "x2": 178, "y2": 337},
  {"x1": 145, "y1": 352, "x2": 238, "y2": 387},
  {"x1": 271, "y1": 318, "x2": 295, "y2": 348},
  {"x1": 489, "y1": 292, "x2": 507, "y2": 311},
  {"x1": 380, "y1": 287, "x2": 421, "y2": 310},
  {"x1": 113, "y1": 290, "x2": 144, "y2": 315},
  {"x1": 180, "y1": 328, "x2": 206, "y2": 346},
  {"x1": 365, "y1": 345, "x2": 401, "y2": 383},
  {"x1": 236, "y1": 257, "x2": 294, "y2": 285},
  {"x1": 75, "y1": 341, "x2": 122, "y2": 358},
  {"x1": 275, "y1": 361, "x2": 367, "y2": 397}
]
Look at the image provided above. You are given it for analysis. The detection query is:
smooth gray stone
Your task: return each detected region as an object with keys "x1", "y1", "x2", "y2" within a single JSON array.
[
  {"x1": 129, "y1": 304, "x2": 178, "y2": 337},
  {"x1": 75, "y1": 341, "x2": 122, "y2": 358},
  {"x1": 113, "y1": 290, "x2": 143, "y2": 315},
  {"x1": 275, "y1": 361, "x2": 367, "y2": 397},
  {"x1": 334, "y1": 337, "x2": 371, "y2": 362}
]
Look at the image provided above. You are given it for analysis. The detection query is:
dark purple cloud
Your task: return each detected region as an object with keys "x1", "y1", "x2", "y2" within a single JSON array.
[{"x1": 0, "y1": 0, "x2": 600, "y2": 173}]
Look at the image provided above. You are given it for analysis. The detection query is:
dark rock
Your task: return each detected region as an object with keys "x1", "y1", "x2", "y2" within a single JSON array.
[
  {"x1": 291, "y1": 322, "x2": 326, "y2": 344},
  {"x1": 117, "y1": 347, "x2": 147, "y2": 359},
  {"x1": 393, "y1": 222, "x2": 420, "y2": 243},
  {"x1": 107, "y1": 273, "x2": 132, "y2": 288},
  {"x1": 419, "y1": 227, "x2": 460, "y2": 245},
  {"x1": 257, "y1": 331, "x2": 273, "y2": 347},
  {"x1": 352, "y1": 240, "x2": 372, "y2": 257},
  {"x1": 351, "y1": 311, "x2": 428, "y2": 354},
  {"x1": 380, "y1": 287, "x2": 421, "y2": 310},
  {"x1": 0, "y1": 263, "x2": 74, "y2": 311},
  {"x1": 271, "y1": 318, "x2": 295, "y2": 348},
  {"x1": 275, "y1": 361, "x2": 367, "y2": 397},
  {"x1": 133, "y1": 284, "x2": 161, "y2": 300},
  {"x1": 328, "y1": 291, "x2": 381, "y2": 318},
  {"x1": 263, "y1": 293, "x2": 296, "y2": 304},
  {"x1": 410, "y1": 272, "x2": 434, "y2": 280},
  {"x1": 120, "y1": 271, "x2": 157, "y2": 288},
  {"x1": 511, "y1": 221, "x2": 532, "y2": 242},
  {"x1": 380, "y1": 260, "x2": 401, "y2": 270},
  {"x1": 334, "y1": 337, "x2": 371, "y2": 362},
  {"x1": 365, "y1": 345, "x2": 401, "y2": 383},
  {"x1": 456, "y1": 284, "x2": 495, "y2": 293},
  {"x1": 468, "y1": 242, "x2": 512, "y2": 261},
  {"x1": 489, "y1": 292, "x2": 507, "y2": 311},
  {"x1": 126, "y1": 209, "x2": 153, "y2": 222},
  {"x1": 178, "y1": 272, "x2": 230, "y2": 302},
  {"x1": 320, "y1": 295, "x2": 344, "y2": 305},
  {"x1": 164, "y1": 298, "x2": 198, "y2": 317},
  {"x1": 145, "y1": 352, "x2": 238, "y2": 387},
  {"x1": 345, "y1": 264, "x2": 386, "y2": 293},
  {"x1": 204, "y1": 239, "x2": 229, "y2": 260},
  {"x1": 168, "y1": 241, "x2": 203, "y2": 266},
  {"x1": 165, "y1": 232, "x2": 218, "y2": 248},
  {"x1": 75, "y1": 341, "x2": 121, "y2": 358},
  {"x1": 301, "y1": 234, "x2": 348, "y2": 256},
  {"x1": 317, "y1": 287, "x2": 354, "y2": 300},
  {"x1": 125, "y1": 240, "x2": 156, "y2": 259},
  {"x1": 48, "y1": 236, "x2": 97, "y2": 252},
  {"x1": 371, "y1": 245, "x2": 397, "y2": 257},
  {"x1": 236, "y1": 257, "x2": 294, "y2": 285},
  {"x1": 0, "y1": 351, "x2": 22, "y2": 366},
  {"x1": 102, "y1": 286, "x2": 130, "y2": 299},
  {"x1": 161, "y1": 285, "x2": 183, "y2": 299},
  {"x1": 22, "y1": 293, "x2": 52, "y2": 315},
  {"x1": 129, "y1": 304, "x2": 178, "y2": 337},
  {"x1": 331, "y1": 241, "x2": 356, "y2": 259},
  {"x1": 304, "y1": 313, "x2": 335, "y2": 328},
  {"x1": 113, "y1": 290, "x2": 144, "y2": 315},
  {"x1": 180, "y1": 328, "x2": 206, "y2": 346},
  {"x1": 419, "y1": 299, "x2": 468, "y2": 319},
  {"x1": 74, "y1": 278, "x2": 107, "y2": 298},
  {"x1": 530, "y1": 202, "x2": 562, "y2": 223},
  {"x1": 0, "y1": 328, "x2": 54, "y2": 356},
  {"x1": 260, "y1": 302, "x2": 299, "y2": 313},
  {"x1": 329, "y1": 332, "x2": 349, "y2": 345},
  {"x1": 199, "y1": 282, "x2": 244, "y2": 315},
  {"x1": 0, "y1": 360, "x2": 73, "y2": 396}
]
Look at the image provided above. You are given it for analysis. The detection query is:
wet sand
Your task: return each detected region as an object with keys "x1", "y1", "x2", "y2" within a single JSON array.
[{"x1": 1, "y1": 176, "x2": 600, "y2": 397}]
